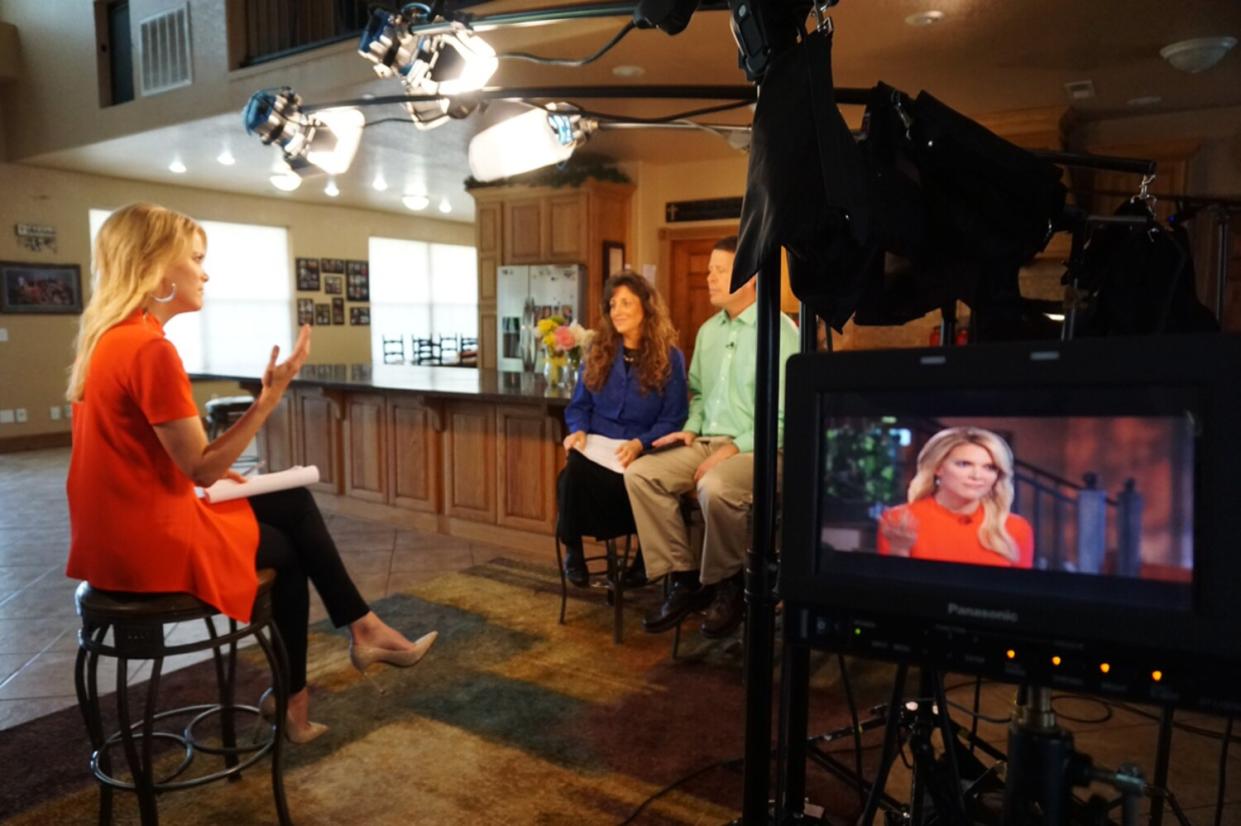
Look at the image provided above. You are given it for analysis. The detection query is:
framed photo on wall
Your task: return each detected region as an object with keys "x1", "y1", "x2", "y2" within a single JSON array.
[
  {"x1": 296, "y1": 257, "x2": 321, "y2": 291},
  {"x1": 315, "y1": 303, "x2": 331, "y2": 326},
  {"x1": 346, "y1": 260, "x2": 369, "y2": 301},
  {"x1": 297, "y1": 298, "x2": 314, "y2": 326},
  {"x1": 350, "y1": 306, "x2": 370, "y2": 326},
  {"x1": 324, "y1": 275, "x2": 343, "y2": 295},
  {"x1": 603, "y1": 241, "x2": 625, "y2": 280},
  {"x1": 0, "y1": 261, "x2": 82, "y2": 314},
  {"x1": 332, "y1": 297, "x2": 344, "y2": 325},
  {"x1": 320, "y1": 257, "x2": 345, "y2": 275}
]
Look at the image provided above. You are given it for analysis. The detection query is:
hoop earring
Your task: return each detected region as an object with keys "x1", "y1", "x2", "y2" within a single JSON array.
[{"x1": 152, "y1": 283, "x2": 177, "y2": 304}]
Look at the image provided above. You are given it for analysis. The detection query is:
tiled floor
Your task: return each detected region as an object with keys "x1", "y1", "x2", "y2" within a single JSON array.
[
  {"x1": 0, "y1": 447, "x2": 549, "y2": 732},
  {"x1": 2, "y1": 448, "x2": 1238, "y2": 822}
]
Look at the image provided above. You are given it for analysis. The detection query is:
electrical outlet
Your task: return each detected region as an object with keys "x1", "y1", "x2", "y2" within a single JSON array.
[
  {"x1": 0, "y1": 327, "x2": 8, "y2": 342},
  {"x1": 50, "y1": 405, "x2": 61, "y2": 421},
  {"x1": 0, "y1": 410, "x2": 13, "y2": 424},
  {"x1": 15, "y1": 408, "x2": 27, "y2": 423}
]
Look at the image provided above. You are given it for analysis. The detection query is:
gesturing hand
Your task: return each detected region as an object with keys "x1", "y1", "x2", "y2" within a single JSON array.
[
  {"x1": 563, "y1": 430, "x2": 587, "y2": 454},
  {"x1": 614, "y1": 438, "x2": 643, "y2": 468},
  {"x1": 879, "y1": 506, "x2": 918, "y2": 557},
  {"x1": 652, "y1": 431, "x2": 696, "y2": 449},
  {"x1": 262, "y1": 325, "x2": 311, "y2": 400}
]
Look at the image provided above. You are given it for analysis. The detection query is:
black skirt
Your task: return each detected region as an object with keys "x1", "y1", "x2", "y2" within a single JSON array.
[{"x1": 556, "y1": 449, "x2": 637, "y2": 542}]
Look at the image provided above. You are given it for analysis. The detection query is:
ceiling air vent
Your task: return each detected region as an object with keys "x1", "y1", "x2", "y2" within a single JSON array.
[
  {"x1": 139, "y1": 5, "x2": 192, "y2": 96},
  {"x1": 1063, "y1": 79, "x2": 1095, "y2": 101}
]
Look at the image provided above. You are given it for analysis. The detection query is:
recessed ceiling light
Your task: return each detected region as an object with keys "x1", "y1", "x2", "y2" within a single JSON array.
[
  {"x1": 402, "y1": 194, "x2": 430, "y2": 211},
  {"x1": 168, "y1": 159, "x2": 187, "y2": 174},
  {"x1": 1127, "y1": 95, "x2": 1163, "y2": 108},
  {"x1": 372, "y1": 172, "x2": 388, "y2": 192},
  {"x1": 612, "y1": 65, "x2": 645, "y2": 78},
  {"x1": 324, "y1": 179, "x2": 340, "y2": 197},
  {"x1": 216, "y1": 150, "x2": 236, "y2": 166},
  {"x1": 270, "y1": 172, "x2": 301, "y2": 192},
  {"x1": 905, "y1": 10, "x2": 944, "y2": 26},
  {"x1": 438, "y1": 197, "x2": 452, "y2": 214}
]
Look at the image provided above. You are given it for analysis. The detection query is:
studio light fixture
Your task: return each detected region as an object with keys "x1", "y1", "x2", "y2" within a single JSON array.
[
  {"x1": 1160, "y1": 36, "x2": 1237, "y2": 73},
  {"x1": 468, "y1": 104, "x2": 595, "y2": 182},
  {"x1": 358, "y1": 9, "x2": 497, "y2": 130},
  {"x1": 402, "y1": 194, "x2": 430, "y2": 211},
  {"x1": 243, "y1": 88, "x2": 365, "y2": 175},
  {"x1": 168, "y1": 158, "x2": 187, "y2": 174}
]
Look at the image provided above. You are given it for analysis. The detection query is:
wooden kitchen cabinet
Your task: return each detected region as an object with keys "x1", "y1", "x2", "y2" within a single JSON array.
[
  {"x1": 494, "y1": 404, "x2": 559, "y2": 533},
  {"x1": 345, "y1": 392, "x2": 386, "y2": 503},
  {"x1": 387, "y1": 393, "x2": 442, "y2": 513},
  {"x1": 293, "y1": 387, "x2": 342, "y2": 494}
]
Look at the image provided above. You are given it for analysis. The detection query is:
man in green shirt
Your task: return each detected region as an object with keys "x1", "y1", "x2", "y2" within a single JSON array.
[{"x1": 625, "y1": 236, "x2": 799, "y2": 638}]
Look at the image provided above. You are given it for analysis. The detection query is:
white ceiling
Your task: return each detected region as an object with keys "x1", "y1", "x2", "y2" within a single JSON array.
[{"x1": 21, "y1": 1, "x2": 1241, "y2": 222}]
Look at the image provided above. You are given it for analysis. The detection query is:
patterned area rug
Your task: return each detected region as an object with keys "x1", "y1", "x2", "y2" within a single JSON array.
[{"x1": 1, "y1": 558, "x2": 887, "y2": 825}]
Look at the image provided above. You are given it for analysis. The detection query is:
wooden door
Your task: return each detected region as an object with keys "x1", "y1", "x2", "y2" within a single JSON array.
[{"x1": 668, "y1": 236, "x2": 722, "y2": 367}]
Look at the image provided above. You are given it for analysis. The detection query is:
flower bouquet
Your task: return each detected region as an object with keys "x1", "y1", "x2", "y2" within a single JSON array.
[{"x1": 536, "y1": 316, "x2": 591, "y2": 388}]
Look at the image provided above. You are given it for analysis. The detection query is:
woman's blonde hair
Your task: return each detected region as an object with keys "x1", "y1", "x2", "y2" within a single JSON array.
[
  {"x1": 66, "y1": 203, "x2": 204, "y2": 402},
  {"x1": 908, "y1": 426, "x2": 1019, "y2": 563},
  {"x1": 582, "y1": 270, "x2": 680, "y2": 395}
]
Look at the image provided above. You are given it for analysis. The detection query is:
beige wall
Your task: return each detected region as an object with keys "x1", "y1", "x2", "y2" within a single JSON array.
[
  {"x1": 0, "y1": 160, "x2": 472, "y2": 441},
  {"x1": 0, "y1": 0, "x2": 375, "y2": 161}
]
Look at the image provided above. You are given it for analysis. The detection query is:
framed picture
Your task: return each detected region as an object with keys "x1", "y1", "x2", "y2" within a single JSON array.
[
  {"x1": 346, "y1": 260, "x2": 370, "y2": 301},
  {"x1": 350, "y1": 306, "x2": 370, "y2": 326},
  {"x1": 315, "y1": 303, "x2": 331, "y2": 325},
  {"x1": 296, "y1": 257, "x2": 321, "y2": 291},
  {"x1": 0, "y1": 261, "x2": 82, "y2": 314},
  {"x1": 320, "y1": 257, "x2": 345, "y2": 275},
  {"x1": 324, "y1": 275, "x2": 343, "y2": 295},
  {"x1": 332, "y1": 297, "x2": 344, "y2": 325},
  {"x1": 297, "y1": 298, "x2": 314, "y2": 326},
  {"x1": 603, "y1": 241, "x2": 626, "y2": 280}
]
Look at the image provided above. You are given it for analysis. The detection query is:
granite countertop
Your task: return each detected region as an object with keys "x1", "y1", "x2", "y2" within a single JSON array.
[{"x1": 190, "y1": 364, "x2": 573, "y2": 406}]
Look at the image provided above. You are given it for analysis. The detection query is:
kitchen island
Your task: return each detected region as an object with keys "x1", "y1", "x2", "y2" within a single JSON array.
[{"x1": 192, "y1": 364, "x2": 572, "y2": 549}]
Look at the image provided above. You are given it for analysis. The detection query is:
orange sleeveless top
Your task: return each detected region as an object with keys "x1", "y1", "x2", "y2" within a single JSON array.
[{"x1": 66, "y1": 311, "x2": 260, "y2": 621}]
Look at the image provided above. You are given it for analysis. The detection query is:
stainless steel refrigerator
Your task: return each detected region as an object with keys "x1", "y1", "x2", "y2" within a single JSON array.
[{"x1": 496, "y1": 264, "x2": 585, "y2": 372}]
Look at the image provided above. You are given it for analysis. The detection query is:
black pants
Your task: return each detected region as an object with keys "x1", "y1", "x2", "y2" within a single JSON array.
[
  {"x1": 251, "y1": 487, "x2": 369, "y2": 693},
  {"x1": 556, "y1": 450, "x2": 637, "y2": 544}
]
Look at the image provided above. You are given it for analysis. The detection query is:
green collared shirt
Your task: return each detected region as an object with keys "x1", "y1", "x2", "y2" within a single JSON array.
[{"x1": 682, "y1": 302, "x2": 800, "y2": 453}]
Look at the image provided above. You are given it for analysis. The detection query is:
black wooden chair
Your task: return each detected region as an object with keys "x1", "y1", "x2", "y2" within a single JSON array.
[{"x1": 381, "y1": 335, "x2": 406, "y2": 364}]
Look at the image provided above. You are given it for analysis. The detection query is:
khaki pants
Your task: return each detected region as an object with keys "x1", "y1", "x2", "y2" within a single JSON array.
[{"x1": 623, "y1": 437, "x2": 753, "y2": 586}]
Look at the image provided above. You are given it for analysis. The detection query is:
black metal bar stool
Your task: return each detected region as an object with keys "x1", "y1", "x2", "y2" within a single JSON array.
[
  {"x1": 73, "y1": 568, "x2": 292, "y2": 825},
  {"x1": 555, "y1": 533, "x2": 640, "y2": 644}
]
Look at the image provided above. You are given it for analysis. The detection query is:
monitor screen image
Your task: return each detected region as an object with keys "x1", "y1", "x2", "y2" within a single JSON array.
[{"x1": 816, "y1": 412, "x2": 1195, "y2": 587}]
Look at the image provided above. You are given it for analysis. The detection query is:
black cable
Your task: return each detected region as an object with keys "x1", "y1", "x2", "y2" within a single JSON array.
[
  {"x1": 618, "y1": 755, "x2": 743, "y2": 825},
  {"x1": 943, "y1": 699, "x2": 1010, "y2": 725},
  {"x1": 499, "y1": 20, "x2": 637, "y2": 67},
  {"x1": 1215, "y1": 717, "x2": 1233, "y2": 826},
  {"x1": 837, "y1": 654, "x2": 866, "y2": 807},
  {"x1": 1050, "y1": 693, "x2": 1114, "y2": 725},
  {"x1": 969, "y1": 676, "x2": 982, "y2": 755}
]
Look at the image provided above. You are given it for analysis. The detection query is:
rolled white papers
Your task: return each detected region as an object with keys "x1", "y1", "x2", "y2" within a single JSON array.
[{"x1": 202, "y1": 465, "x2": 320, "y2": 504}]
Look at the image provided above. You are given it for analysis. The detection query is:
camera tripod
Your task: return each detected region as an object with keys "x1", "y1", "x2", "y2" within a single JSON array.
[{"x1": 775, "y1": 652, "x2": 1162, "y2": 826}]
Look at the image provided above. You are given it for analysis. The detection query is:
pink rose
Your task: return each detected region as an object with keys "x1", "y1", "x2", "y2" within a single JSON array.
[{"x1": 554, "y1": 325, "x2": 576, "y2": 350}]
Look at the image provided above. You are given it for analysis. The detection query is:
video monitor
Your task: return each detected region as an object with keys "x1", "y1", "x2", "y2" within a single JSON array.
[{"x1": 779, "y1": 336, "x2": 1241, "y2": 709}]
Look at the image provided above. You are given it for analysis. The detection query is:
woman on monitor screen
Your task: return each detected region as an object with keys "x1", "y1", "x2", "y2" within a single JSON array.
[{"x1": 878, "y1": 426, "x2": 1035, "y2": 568}]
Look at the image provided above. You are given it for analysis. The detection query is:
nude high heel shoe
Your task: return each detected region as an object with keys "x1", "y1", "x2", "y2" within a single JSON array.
[
  {"x1": 257, "y1": 688, "x2": 329, "y2": 744},
  {"x1": 348, "y1": 630, "x2": 438, "y2": 694}
]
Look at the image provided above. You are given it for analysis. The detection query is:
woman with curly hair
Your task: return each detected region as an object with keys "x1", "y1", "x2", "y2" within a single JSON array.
[
  {"x1": 878, "y1": 426, "x2": 1034, "y2": 568},
  {"x1": 558, "y1": 271, "x2": 688, "y2": 587}
]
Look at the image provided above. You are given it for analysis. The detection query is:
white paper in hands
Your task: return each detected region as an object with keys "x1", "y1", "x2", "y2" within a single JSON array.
[
  {"x1": 573, "y1": 435, "x2": 627, "y2": 475},
  {"x1": 202, "y1": 465, "x2": 320, "y2": 503}
]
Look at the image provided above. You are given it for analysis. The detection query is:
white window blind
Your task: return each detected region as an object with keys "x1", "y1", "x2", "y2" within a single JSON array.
[
  {"x1": 368, "y1": 237, "x2": 477, "y2": 361},
  {"x1": 89, "y1": 210, "x2": 292, "y2": 372}
]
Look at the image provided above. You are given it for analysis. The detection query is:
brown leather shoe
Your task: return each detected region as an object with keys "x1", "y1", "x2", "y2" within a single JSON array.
[{"x1": 700, "y1": 574, "x2": 744, "y2": 638}]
